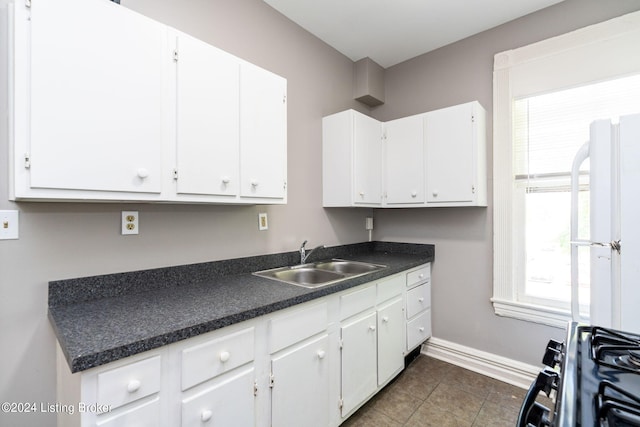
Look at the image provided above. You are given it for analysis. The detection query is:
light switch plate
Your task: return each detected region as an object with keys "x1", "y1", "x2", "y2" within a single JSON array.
[{"x1": 0, "y1": 210, "x2": 19, "y2": 240}]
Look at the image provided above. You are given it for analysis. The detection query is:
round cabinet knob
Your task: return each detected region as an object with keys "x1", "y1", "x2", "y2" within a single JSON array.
[
  {"x1": 419, "y1": 327, "x2": 425, "y2": 333},
  {"x1": 221, "y1": 176, "x2": 230, "y2": 184},
  {"x1": 219, "y1": 351, "x2": 230, "y2": 363},
  {"x1": 317, "y1": 350, "x2": 326, "y2": 359},
  {"x1": 418, "y1": 297, "x2": 425, "y2": 303},
  {"x1": 382, "y1": 316, "x2": 389, "y2": 323},
  {"x1": 201, "y1": 409, "x2": 213, "y2": 422},
  {"x1": 432, "y1": 190, "x2": 438, "y2": 197},
  {"x1": 137, "y1": 168, "x2": 149, "y2": 179},
  {"x1": 127, "y1": 379, "x2": 141, "y2": 393},
  {"x1": 411, "y1": 191, "x2": 417, "y2": 198},
  {"x1": 359, "y1": 191, "x2": 365, "y2": 197},
  {"x1": 369, "y1": 325, "x2": 376, "y2": 331},
  {"x1": 418, "y1": 273, "x2": 424, "y2": 280},
  {"x1": 251, "y1": 180, "x2": 259, "y2": 187}
]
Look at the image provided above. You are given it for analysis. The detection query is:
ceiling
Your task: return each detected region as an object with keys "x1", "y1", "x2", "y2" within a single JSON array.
[{"x1": 264, "y1": 0, "x2": 565, "y2": 68}]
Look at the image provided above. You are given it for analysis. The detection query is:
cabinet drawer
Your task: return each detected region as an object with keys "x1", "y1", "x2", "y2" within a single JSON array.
[
  {"x1": 181, "y1": 368, "x2": 255, "y2": 427},
  {"x1": 340, "y1": 284, "x2": 376, "y2": 321},
  {"x1": 269, "y1": 302, "x2": 328, "y2": 353},
  {"x1": 406, "y1": 310, "x2": 432, "y2": 351},
  {"x1": 406, "y1": 283, "x2": 431, "y2": 319},
  {"x1": 96, "y1": 397, "x2": 160, "y2": 427},
  {"x1": 376, "y1": 274, "x2": 403, "y2": 304},
  {"x1": 97, "y1": 355, "x2": 161, "y2": 410},
  {"x1": 406, "y1": 264, "x2": 430, "y2": 288},
  {"x1": 181, "y1": 327, "x2": 255, "y2": 391}
]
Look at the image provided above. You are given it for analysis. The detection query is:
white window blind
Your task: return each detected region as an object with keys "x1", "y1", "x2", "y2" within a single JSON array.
[{"x1": 492, "y1": 11, "x2": 640, "y2": 328}]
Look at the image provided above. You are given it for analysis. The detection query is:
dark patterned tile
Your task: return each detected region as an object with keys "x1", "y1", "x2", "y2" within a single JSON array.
[{"x1": 345, "y1": 355, "x2": 526, "y2": 427}]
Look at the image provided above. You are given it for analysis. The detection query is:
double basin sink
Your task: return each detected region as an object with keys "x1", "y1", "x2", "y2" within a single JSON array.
[{"x1": 254, "y1": 259, "x2": 387, "y2": 289}]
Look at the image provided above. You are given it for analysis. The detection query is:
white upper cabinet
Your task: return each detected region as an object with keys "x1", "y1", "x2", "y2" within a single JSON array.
[
  {"x1": 425, "y1": 101, "x2": 487, "y2": 206},
  {"x1": 174, "y1": 31, "x2": 240, "y2": 198},
  {"x1": 20, "y1": 0, "x2": 166, "y2": 198},
  {"x1": 322, "y1": 110, "x2": 383, "y2": 207},
  {"x1": 7, "y1": 0, "x2": 287, "y2": 204},
  {"x1": 322, "y1": 101, "x2": 486, "y2": 208},
  {"x1": 239, "y1": 62, "x2": 288, "y2": 201},
  {"x1": 384, "y1": 114, "x2": 425, "y2": 205}
]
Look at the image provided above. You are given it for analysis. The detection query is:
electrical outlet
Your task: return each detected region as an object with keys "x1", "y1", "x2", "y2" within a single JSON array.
[
  {"x1": 258, "y1": 213, "x2": 268, "y2": 231},
  {"x1": 0, "y1": 210, "x2": 19, "y2": 240},
  {"x1": 121, "y1": 211, "x2": 139, "y2": 235}
]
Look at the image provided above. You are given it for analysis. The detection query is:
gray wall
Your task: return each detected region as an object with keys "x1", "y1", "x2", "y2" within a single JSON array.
[
  {"x1": 0, "y1": 1, "x2": 369, "y2": 425},
  {"x1": 371, "y1": 0, "x2": 640, "y2": 363},
  {"x1": 2, "y1": 0, "x2": 640, "y2": 426}
]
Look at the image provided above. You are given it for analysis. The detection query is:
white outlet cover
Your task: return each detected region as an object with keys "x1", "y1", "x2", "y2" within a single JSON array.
[
  {"x1": 258, "y1": 213, "x2": 268, "y2": 231},
  {"x1": 0, "y1": 210, "x2": 19, "y2": 240},
  {"x1": 121, "y1": 211, "x2": 139, "y2": 235}
]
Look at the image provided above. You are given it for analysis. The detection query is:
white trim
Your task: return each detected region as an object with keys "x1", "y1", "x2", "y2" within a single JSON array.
[
  {"x1": 421, "y1": 337, "x2": 540, "y2": 390},
  {"x1": 492, "y1": 10, "x2": 640, "y2": 326},
  {"x1": 491, "y1": 298, "x2": 573, "y2": 329}
]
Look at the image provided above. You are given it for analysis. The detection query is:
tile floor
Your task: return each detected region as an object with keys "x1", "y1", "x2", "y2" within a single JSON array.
[{"x1": 342, "y1": 354, "x2": 545, "y2": 427}]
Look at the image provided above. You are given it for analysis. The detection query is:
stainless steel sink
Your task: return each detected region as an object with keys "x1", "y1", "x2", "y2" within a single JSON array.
[
  {"x1": 270, "y1": 267, "x2": 345, "y2": 285},
  {"x1": 253, "y1": 259, "x2": 387, "y2": 289},
  {"x1": 313, "y1": 260, "x2": 383, "y2": 275}
]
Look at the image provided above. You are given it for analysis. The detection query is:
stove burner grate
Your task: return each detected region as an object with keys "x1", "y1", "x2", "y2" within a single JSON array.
[
  {"x1": 591, "y1": 327, "x2": 640, "y2": 374},
  {"x1": 597, "y1": 381, "x2": 640, "y2": 426}
]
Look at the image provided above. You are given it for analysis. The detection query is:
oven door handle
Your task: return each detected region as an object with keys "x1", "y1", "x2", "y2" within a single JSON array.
[{"x1": 517, "y1": 369, "x2": 558, "y2": 427}]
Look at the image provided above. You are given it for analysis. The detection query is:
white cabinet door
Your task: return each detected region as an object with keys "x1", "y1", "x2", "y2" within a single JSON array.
[
  {"x1": 353, "y1": 113, "x2": 383, "y2": 205},
  {"x1": 239, "y1": 62, "x2": 287, "y2": 200},
  {"x1": 425, "y1": 102, "x2": 485, "y2": 205},
  {"x1": 175, "y1": 31, "x2": 240, "y2": 197},
  {"x1": 28, "y1": 0, "x2": 165, "y2": 194},
  {"x1": 377, "y1": 297, "x2": 404, "y2": 386},
  {"x1": 181, "y1": 368, "x2": 255, "y2": 427},
  {"x1": 341, "y1": 311, "x2": 377, "y2": 416},
  {"x1": 384, "y1": 114, "x2": 425, "y2": 204},
  {"x1": 271, "y1": 334, "x2": 330, "y2": 427}
]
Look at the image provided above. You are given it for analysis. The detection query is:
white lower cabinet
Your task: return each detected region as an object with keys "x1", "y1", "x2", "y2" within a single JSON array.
[
  {"x1": 377, "y1": 297, "x2": 404, "y2": 386},
  {"x1": 341, "y1": 311, "x2": 378, "y2": 416},
  {"x1": 181, "y1": 368, "x2": 255, "y2": 427},
  {"x1": 57, "y1": 264, "x2": 431, "y2": 426},
  {"x1": 271, "y1": 334, "x2": 330, "y2": 427}
]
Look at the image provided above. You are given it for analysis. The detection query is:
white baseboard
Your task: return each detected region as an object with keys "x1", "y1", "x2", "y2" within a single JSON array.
[{"x1": 421, "y1": 337, "x2": 540, "y2": 390}]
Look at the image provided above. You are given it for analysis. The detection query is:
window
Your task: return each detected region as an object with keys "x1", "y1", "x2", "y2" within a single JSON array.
[{"x1": 492, "y1": 11, "x2": 640, "y2": 327}]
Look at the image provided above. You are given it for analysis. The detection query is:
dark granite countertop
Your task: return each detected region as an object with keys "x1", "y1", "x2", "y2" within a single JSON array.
[{"x1": 49, "y1": 241, "x2": 434, "y2": 373}]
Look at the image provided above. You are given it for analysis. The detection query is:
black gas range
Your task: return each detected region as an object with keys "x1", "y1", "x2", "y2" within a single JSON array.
[{"x1": 518, "y1": 322, "x2": 640, "y2": 426}]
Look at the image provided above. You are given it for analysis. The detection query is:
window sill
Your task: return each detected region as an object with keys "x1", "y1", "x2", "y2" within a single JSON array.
[{"x1": 491, "y1": 298, "x2": 575, "y2": 329}]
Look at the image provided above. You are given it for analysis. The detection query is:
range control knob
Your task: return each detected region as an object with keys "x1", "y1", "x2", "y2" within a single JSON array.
[{"x1": 542, "y1": 339, "x2": 563, "y2": 368}]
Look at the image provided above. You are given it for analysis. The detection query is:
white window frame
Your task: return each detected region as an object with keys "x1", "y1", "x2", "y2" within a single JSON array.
[{"x1": 492, "y1": 11, "x2": 640, "y2": 328}]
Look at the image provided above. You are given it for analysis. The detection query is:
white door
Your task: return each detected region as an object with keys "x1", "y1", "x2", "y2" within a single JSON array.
[
  {"x1": 175, "y1": 31, "x2": 240, "y2": 197},
  {"x1": 354, "y1": 113, "x2": 383, "y2": 205},
  {"x1": 425, "y1": 103, "x2": 475, "y2": 203},
  {"x1": 588, "y1": 120, "x2": 615, "y2": 327},
  {"x1": 619, "y1": 114, "x2": 640, "y2": 333},
  {"x1": 239, "y1": 62, "x2": 287, "y2": 199},
  {"x1": 384, "y1": 115, "x2": 425, "y2": 204},
  {"x1": 181, "y1": 368, "x2": 255, "y2": 427},
  {"x1": 271, "y1": 334, "x2": 330, "y2": 427},
  {"x1": 29, "y1": 0, "x2": 165, "y2": 193},
  {"x1": 341, "y1": 311, "x2": 377, "y2": 416},
  {"x1": 377, "y1": 297, "x2": 404, "y2": 386}
]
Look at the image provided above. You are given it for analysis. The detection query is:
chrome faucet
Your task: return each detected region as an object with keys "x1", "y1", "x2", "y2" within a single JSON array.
[{"x1": 300, "y1": 240, "x2": 325, "y2": 264}]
